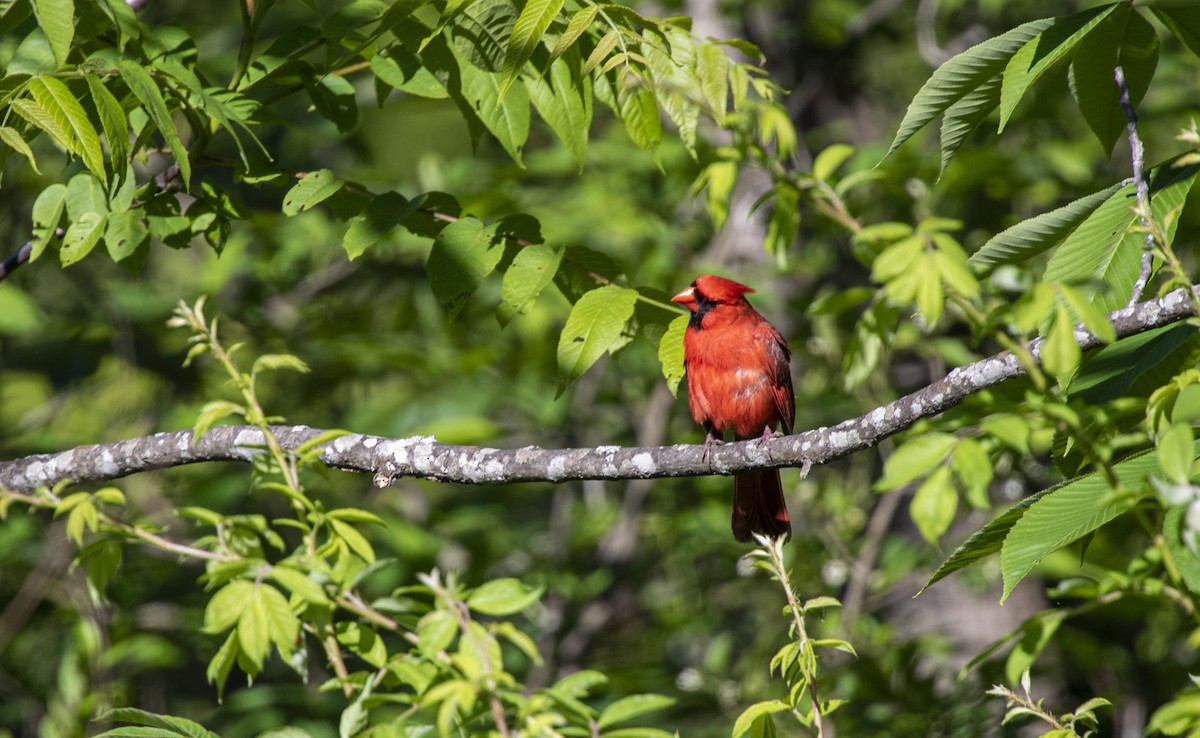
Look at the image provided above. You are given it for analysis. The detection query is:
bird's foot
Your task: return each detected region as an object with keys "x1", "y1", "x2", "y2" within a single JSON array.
[{"x1": 702, "y1": 432, "x2": 724, "y2": 466}]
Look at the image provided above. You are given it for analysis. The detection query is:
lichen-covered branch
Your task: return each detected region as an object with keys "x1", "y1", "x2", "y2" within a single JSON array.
[{"x1": 1, "y1": 286, "x2": 1195, "y2": 494}]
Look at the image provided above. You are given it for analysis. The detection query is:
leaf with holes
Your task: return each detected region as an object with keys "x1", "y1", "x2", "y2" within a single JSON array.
[{"x1": 557, "y1": 285, "x2": 639, "y2": 391}]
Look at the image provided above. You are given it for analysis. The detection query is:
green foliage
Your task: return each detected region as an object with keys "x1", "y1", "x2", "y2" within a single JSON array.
[{"x1": 6, "y1": 1, "x2": 1200, "y2": 737}]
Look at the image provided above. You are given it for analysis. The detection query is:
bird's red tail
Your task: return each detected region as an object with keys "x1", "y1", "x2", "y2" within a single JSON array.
[{"x1": 732, "y1": 469, "x2": 791, "y2": 543}]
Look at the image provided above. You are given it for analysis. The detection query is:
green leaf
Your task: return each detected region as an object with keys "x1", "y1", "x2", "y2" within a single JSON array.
[
  {"x1": 1040, "y1": 303, "x2": 1081, "y2": 381},
  {"x1": 459, "y1": 61, "x2": 530, "y2": 165},
  {"x1": 307, "y1": 73, "x2": 358, "y2": 133},
  {"x1": 60, "y1": 210, "x2": 106, "y2": 266},
  {"x1": 1165, "y1": 505, "x2": 1200, "y2": 596},
  {"x1": 100, "y1": 708, "x2": 217, "y2": 738},
  {"x1": 283, "y1": 169, "x2": 344, "y2": 216},
  {"x1": 328, "y1": 518, "x2": 376, "y2": 563},
  {"x1": 466, "y1": 577, "x2": 543, "y2": 616},
  {"x1": 938, "y1": 73, "x2": 1000, "y2": 175},
  {"x1": 549, "y1": 6, "x2": 598, "y2": 62},
  {"x1": 876, "y1": 432, "x2": 957, "y2": 491},
  {"x1": 32, "y1": 0, "x2": 73, "y2": 67},
  {"x1": 417, "y1": 609, "x2": 458, "y2": 658},
  {"x1": 203, "y1": 579, "x2": 254, "y2": 634},
  {"x1": 371, "y1": 48, "x2": 448, "y2": 99},
  {"x1": 617, "y1": 82, "x2": 661, "y2": 152},
  {"x1": 999, "y1": 446, "x2": 1169, "y2": 602},
  {"x1": 31, "y1": 183, "x2": 66, "y2": 260},
  {"x1": 812, "y1": 143, "x2": 855, "y2": 182},
  {"x1": 1045, "y1": 160, "x2": 1199, "y2": 311},
  {"x1": 118, "y1": 59, "x2": 191, "y2": 188},
  {"x1": 1069, "y1": 6, "x2": 1158, "y2": 156},
  {"x1": 969, "y1": 183, "x2": 1121, "y2": 272},
  {"x1": 556, "y1": 285, "x2": 639, "y2": 389},
  {"x1": 525, "y1": 55, "x2": 591, "y2": 169},
  {"x1": 998, "y1": 5, "x2": 1118, "y2": 132},
  {"x1": 82, "y1": 75, "x2": 127, "y2": 176},
  {"x1": 206, "y1": 631, "x2": 238, "y2": 699},
  {"x1": 597, "y1": 694, "x2": 676, "y2": 729},
  {"x1": 658, "y1": 313, "x2": 688, "y2": 396},
  {"x1": 0, "y1": 125, "x2": 40, "y2": 173},
  {"x1": 952, "y1": 438, "x2": 994, "y2": 509},
  {"x1": 883, "y1": 18, "x2": 1052, "y2": 160},
  {"x1": 1158, "y1": 423, "x2": 1195, "y2": 485},
  {"x1": 1151, "y1": 5, "x2": 1200, "y2": 60},
  {"x1": 1057, "y1": 283, "x2": 1115, "y2": 344},
  {"x1": 427, "y1": 217, "x2": 504, "y2": 319},
  {"x1": 1004, "y1": 610, "x2": 1067, "y2": 686},
  {"x1": 28, "y1": 76, "x2": 104, "y2": 180},
  {"x1": 732, "y1": 701, "x2": 789, "y2": 738},
  {"x1": 499, "y1": 0, "x2": 563, "y2": 99},
  {"x1": 910, "y1": 466, "x2": 957, "y2": 543},
  {"x1": 498, "y1": 243, "x2": 563, "y2": 324},
  {"x1": 583, "y1": 29, "x2": 620, "y2": 75},
  {"x1": 342, "y1": 191, "x2": 424, "y2": 259},
  {"x1": 192, "y1": 400, "x2": 245, "y2": 441},
  {"x1": 270, "y1": 565, "x2": 330, "y2": 606},
  {"x1": 252, "y1": 353, "x2": 310, "y2": 376},
  {"x1": 695, "y1": 43, "x2": 729, "y2": 118}
]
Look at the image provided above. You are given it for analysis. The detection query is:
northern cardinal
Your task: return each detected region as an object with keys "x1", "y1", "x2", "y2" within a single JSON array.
[{"x1": 671, "y1": 275, "x2": 795, "y2": 542}]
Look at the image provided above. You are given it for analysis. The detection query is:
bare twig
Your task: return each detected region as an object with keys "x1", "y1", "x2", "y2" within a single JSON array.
[
  {"x1": 2, "y1": 285, "x2": 1195, "y2": 494},
  {"x1": 1115, "y1": 65, "x2": 1155, "y2": 309}
]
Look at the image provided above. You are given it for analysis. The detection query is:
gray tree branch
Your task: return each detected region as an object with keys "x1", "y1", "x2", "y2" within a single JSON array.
[{"x1": 1, "y1": 286, "x2": 1196, "y2": 494}]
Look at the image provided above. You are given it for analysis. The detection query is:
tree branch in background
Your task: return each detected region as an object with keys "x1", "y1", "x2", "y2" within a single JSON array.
[
  {"x1": 0, "y1": 284, "x2": 1195, "y2": 494},
  {"x1": 1115, "y1": 64, "x2": 1155, "y2": 309}
]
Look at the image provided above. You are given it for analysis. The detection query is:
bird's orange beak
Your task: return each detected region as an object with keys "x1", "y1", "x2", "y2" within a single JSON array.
[{"x1": 671, "y1": 285, "x2": 697, "y2": 308}]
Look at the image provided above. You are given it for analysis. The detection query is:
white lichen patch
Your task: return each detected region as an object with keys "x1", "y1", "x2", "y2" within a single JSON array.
[
  {"x1": 97, "y1": 450, "x2": 118, "y2": 476},
  {"x1": 547, "y1": 456, "x2": 567, "y2": 479},
  {"x1": 630, "y1": 452, "x2": 657, "y2": 475}
]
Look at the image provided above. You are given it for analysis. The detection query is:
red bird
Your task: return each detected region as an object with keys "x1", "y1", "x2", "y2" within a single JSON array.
[{"x1": 671, "y1": 275, "x2": 795, "y2": 542}]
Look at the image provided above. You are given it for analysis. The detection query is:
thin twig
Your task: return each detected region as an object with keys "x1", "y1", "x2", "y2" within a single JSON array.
[{"x1": 1115, "y1": 65, "x2": 1154, "y2": 309}]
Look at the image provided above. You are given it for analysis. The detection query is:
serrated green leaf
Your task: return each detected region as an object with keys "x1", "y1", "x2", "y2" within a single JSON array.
[
  {"x1": 101, "y1": 707, "x2": 218, "y2": 738},
  {"x1": 499, "y1": 0, "x2": 563, "y2": 99},
  {"x1": 556, "y1": 285, "x2": 639, "y2": 388},
  {"x1": 271, "y1": 565, "x2": 330, "y2": 606},
  {"x1": 999, "y1": 446, "x2": 1170, "y2": 602},
  {"x1": 32, "y1": 0, "x2": 73, "y2": 67},
  {"x1": 998, "y1": 5, "x2": 1118, "y2": 132},
  {"x1": 427, "y1": 217, "x2": 504, "y2": 319},
  {"x1": 526, "y1": 55, "x2": 591, "y2": 169},
  {"x1": 584, "y1": 29, "x2": 620, "y2": 74},
  {"x1": 969, "y1": 183, "x2": 1121, "y2": 272},
  {"x1": 118, "y1": 60, "x2": 191, "y2": 188},
  {"x1": 85, "y1": 74, "x2": 127, "y2": 170},
  {"x1": 1045, "y1": 160, "x2": 1199, "y2": 312},
  {"x1": 1070, "y1": 6, "x2": 1158, "y2": 156},
  {"x1": 0, "y1": 125, "x2": 40, "y2": 173},
  {"x1": 1004, "y1": 610, "x2": 1067, "y2": 686},
  {"x1": 883, "y1": 18, "x2": 1052, "y2": 160},
  {"x1": 498, "y1": 243, "x2": 563, "y2": 324},
  {"x1": 28, "y1": 76, "x2": 104, "y2": 180},
  {"x1": 304, "y1": 73, "x2": 358, "y2": 133},
  {"x1": 459, "y1": 61, "x2": 530, "y2": 165},
  {"x1": 371, "y1": 48, "x2": 448, "y2": 99},
  {"x1": 467, "y1": 577, "x2": 543, "y2": 616},
  {"x1": 938, "y1": 73, "x2": 1000, "y2": 175},
  {"x1": 695, "y1": 43, "x2": 728, "y2": 118},
  {"x1": 617, "y1": 81, "x2": 661, "y2": 152}
]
